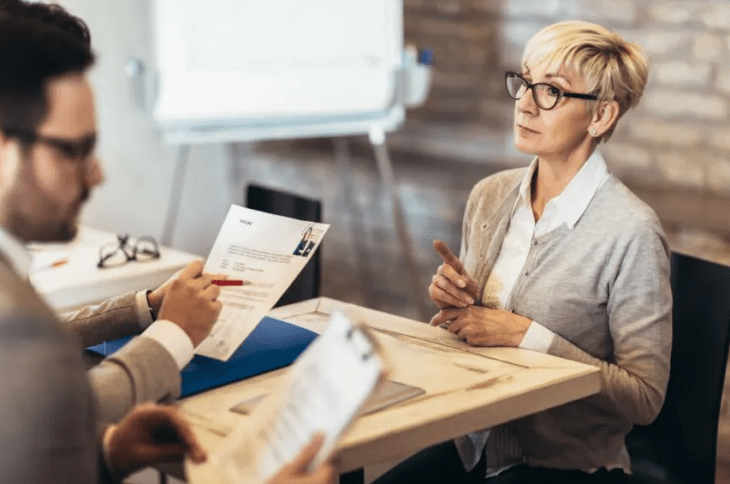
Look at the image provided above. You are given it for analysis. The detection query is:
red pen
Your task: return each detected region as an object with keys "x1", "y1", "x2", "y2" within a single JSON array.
[{"x1": 211, "y1": 279, "x2": 245, "y2": 286}]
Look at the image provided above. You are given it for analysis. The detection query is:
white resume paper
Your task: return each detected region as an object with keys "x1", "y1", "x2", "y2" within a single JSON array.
[{"x1": 197, "y1": 204, "x2": 329, "y2": 360}]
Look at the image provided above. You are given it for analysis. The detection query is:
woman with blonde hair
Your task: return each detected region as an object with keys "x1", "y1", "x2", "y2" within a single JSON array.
[{"x1": 375, "y1": 20, "x2": 671, "y2": 484}]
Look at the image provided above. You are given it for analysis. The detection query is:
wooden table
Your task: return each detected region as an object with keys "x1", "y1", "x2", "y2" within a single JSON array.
[{"x1": 178, "y1": 297, "x2": 601, "y2": 481}]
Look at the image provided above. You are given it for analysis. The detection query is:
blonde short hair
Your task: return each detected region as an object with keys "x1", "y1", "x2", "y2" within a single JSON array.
[{"x1": 522, "y1": 20, "x2": 648, "y2": 142}]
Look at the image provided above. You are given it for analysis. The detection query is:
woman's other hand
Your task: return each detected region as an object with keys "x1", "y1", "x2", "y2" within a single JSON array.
[
  {"x1": 428, "y1": 240, "x2": 479, "y2": 309},
  {"x1": 430, "y1": 306, "x2": 532, "y2": 347}
]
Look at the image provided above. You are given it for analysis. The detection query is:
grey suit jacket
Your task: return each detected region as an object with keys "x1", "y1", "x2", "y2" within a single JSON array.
[
  {"x1": 0, "y1": 257, "x2": 98, "y2": 482},
  {"x1": 59, "y1": 292, "x2": 181, "y2": 423},
  {"x1": 0, "y1": 247, "x2": 181, "y2": 423}
]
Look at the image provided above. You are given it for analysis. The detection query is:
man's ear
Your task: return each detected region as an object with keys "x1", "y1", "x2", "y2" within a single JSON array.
[
  {"x1": 0, "y1": 133, "x2": 22, "y2": 189},
  {"x1": 589, "y1": 100, "x2": 620, "y2": 138}
]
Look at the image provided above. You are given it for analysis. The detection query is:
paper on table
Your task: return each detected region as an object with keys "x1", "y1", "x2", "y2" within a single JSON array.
[
  {"x1": 186, "y1": 311, "x2": 386, "y2": 484},
  {"x1": 197, "y1": 204, "x2": 329, "y2": 361},
  {"x1": 230, "y1": 379, "x2": 425, "y2": 417}
]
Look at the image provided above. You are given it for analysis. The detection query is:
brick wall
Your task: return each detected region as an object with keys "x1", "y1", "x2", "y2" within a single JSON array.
[{"x1": 402, "y1": 0, "x2": 730, "y2": 196}]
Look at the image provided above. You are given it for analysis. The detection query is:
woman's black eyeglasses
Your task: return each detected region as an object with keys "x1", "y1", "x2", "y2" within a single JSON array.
[
  {"x1": 98, "y1": 234, "x2": 160, "y2": 269},
  {"x1": 505, "y1": 71, "x2": 598, "y2": 110}
]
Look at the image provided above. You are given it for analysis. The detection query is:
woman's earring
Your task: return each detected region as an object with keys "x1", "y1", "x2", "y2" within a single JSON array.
[{"x1": 589, "y1": 128, "x2": 598, "y2": 137}]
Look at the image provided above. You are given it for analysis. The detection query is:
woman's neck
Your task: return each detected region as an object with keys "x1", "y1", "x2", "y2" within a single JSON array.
[{"x1": 531, "y1": 148, "x2": 593, "y2": 221}]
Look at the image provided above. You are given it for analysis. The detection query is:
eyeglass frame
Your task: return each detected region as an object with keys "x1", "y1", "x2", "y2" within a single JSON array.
[
  {"x1": 504, "y1": 71, "x2": 598, "y2": 110},
  {"x1": 0, "y1": 125, "x2": 97, "y2": 163},
  {"x1": 97, "y1": 233, "x2": 160, "y2": 269}
]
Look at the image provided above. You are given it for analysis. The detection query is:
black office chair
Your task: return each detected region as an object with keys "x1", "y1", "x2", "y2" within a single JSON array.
[
  {"x1": 245, "y1": 183, "x2": 322, "y2": 307},
  {"x1": 626, "y1": 251, "x2": 730, "y2": 484},
  {"x1": 247, "y1": 184, "x2": 363, "y2": 484}
]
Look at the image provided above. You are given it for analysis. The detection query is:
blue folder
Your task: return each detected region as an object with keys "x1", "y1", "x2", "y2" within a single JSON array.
[{"x1": 87, "y1": 316, "x2": 318, "y2": 397}]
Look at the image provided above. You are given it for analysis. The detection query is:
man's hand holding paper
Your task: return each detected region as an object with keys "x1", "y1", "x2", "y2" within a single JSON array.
[
  {"x1": 265, "y1": 434, "x2": 337, "y2": 484},
  {"x1": 156, "y1": 261, "x2": 223, "y2": 347}
]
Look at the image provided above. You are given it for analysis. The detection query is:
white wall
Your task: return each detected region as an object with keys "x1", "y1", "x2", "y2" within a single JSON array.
[{"x1": 55, "y1": 0, "x2": 236, "y2": 256}]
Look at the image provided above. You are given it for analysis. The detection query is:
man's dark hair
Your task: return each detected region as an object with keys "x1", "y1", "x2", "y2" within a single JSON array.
[
  {"x1": 0, "y1": 1, "x2": 95, "y2": 134},
  {"x1": 0, "y1": 0, "x2": 92, "y2": 46}
]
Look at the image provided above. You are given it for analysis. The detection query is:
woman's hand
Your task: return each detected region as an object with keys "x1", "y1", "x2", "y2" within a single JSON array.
[
  {"x1": 428, "y1": 240, "x2": 479, "y2": 309},
  {"x1": 430, "y1": 306, "x2": 532, "y2": 347}
]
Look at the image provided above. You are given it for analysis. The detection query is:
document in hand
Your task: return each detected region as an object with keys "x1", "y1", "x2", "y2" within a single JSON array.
[
  {"x1": 186, "y1": 311, "x2": 388, "y2": 484},
  {"x1": 198, "y1": 204, "x2": 329, "y2": 361}
]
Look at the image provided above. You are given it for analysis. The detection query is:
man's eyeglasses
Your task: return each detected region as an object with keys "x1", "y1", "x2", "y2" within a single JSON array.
[
  {"x1": 505, "y1": 72, "x2": 598, "y2": 110},
  {"x1": 1, "y1": 125, "x2": 97, "y2": 161},
  {"x1": 98, "y1": 234, "x2": 160, "y2": 269}
]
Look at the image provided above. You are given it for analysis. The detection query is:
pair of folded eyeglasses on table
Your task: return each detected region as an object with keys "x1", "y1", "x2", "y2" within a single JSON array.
[{"x1": 97, "y1": 234, "x2": 160, "y2": 269}]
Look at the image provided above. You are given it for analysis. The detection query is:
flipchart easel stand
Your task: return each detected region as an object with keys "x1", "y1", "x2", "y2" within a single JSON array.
[{"x1": 159, "y1": 49, "x2": 432, "y2": 321}]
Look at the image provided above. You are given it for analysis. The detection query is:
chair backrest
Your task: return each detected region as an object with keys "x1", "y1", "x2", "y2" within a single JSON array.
[
  {"x1": 245, "y1": 184, "x2": 322, "y2": 307},
  {"x1": 626, "y1": 251, "x2": 730, "y2": 484}
]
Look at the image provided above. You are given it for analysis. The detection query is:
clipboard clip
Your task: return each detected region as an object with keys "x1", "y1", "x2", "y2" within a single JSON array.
[{"x1": 345, "y1": 320, "x2": 378, "y2": 362}]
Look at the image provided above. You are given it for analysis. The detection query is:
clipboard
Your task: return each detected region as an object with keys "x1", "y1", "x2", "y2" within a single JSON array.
[{"x1": 186, "y1": 310, "x2": 389, "y2": 484}]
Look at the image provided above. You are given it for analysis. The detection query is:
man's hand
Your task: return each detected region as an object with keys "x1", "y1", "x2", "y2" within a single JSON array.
[
  {"x1": 147, "y1": 267, "x2": 186, "y2": 317},
  {"x1": 430, "y1": 306, "x2": 531, "y2": 347},
  {"x1": 156, "y1": 261, "x2": 222, "y2": 347},
  {"x1": 147, "y1": 262, "x2": 227, "y2": 316},
  {"x1": 107, "y1": 404, "x2": 207, "y2": 479},
  {"x1": 428, "y1": 240, "x2": 479, "y2": 309},
  {"x1": 266, "y1": 434, "x2": 337, "y2": 484}
]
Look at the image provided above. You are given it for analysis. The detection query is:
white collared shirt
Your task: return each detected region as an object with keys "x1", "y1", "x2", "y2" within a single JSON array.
[
  {"x1": 485, "y1": 151, "x2": 610, "y2": 352},
  {"x1": 456, "y1": 151, "x2": 612, "y2": 476},
  {"x1": 0, "y1": 227, "x2": 194, "y2": 370},
  {"x1": 0, "y1": 228, "x2": 33, "y2": 279},
  {"x1": 134, "y1": 291, "x2": 195, "y2": 370}
]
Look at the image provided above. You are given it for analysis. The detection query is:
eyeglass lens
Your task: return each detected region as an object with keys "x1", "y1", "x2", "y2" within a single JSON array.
[
  {"x1": 98, "y1": 235, "x2": 160, "y2": 268},
  {"x1": 51, "y1": 135, "x2": 96, "y2": 160},
  {"x1": 98, "y1": 242, "x2": 132, "y2": 268},
  {"x1": 505, "y1": 73, "x2": 561, "y2": 110},
  {"x1": 135, "y1": 237, "x2": 160, "y2": 261}
]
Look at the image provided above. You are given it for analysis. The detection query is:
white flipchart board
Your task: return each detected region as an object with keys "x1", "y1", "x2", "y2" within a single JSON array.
[
  {"x1": 153, "y1": 0, "x2": 430, "y2": 319},
  {"x1": 153, "y1": 0, "x2": 404, "y2": 142}
]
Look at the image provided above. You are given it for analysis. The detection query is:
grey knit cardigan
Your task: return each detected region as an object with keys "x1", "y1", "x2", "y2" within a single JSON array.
[{"x1": 460, "y1": 167, "x2": 672, "y2": 473}]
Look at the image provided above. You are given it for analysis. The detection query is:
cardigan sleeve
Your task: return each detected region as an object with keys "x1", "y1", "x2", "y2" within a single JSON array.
[
  {"x1": 459, "y1": 177, "x2": 480, "y2": 260},
  {"x1": 547, "y1": 220, "x2": 672, "y2": 426}
]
